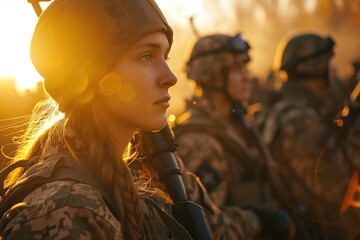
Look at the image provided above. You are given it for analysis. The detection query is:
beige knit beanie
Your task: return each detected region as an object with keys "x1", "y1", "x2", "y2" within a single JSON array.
[{"x1": 30, "y1": 0, "x2": 173, "y2": 111}]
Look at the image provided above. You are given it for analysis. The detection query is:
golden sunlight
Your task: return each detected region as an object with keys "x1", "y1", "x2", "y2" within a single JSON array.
[
  {"x1": 0, "y1": 1, "x2": 50, "y2": 93},
  {"x1": 340, "y1": 170, "x2": 360, "y2": 213},
  {"x1": 156, "y1": 0, "x2": 238, "y2": 32}
]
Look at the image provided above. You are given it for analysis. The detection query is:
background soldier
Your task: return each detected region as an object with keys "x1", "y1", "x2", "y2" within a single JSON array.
[
  {"x1": 173, "y1": 33, "x2": 293, "y2": 239},
  {"x1": 255, "y1": 32, "x2": 360, "y2": 240}
]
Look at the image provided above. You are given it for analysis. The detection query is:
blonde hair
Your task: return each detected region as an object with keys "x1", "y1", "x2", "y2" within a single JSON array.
[
  {"x1": 5, "y1": 98, "x2": 63, "y2": 185},
  {"x1": 6, "y1": 97, "x2": 149, "y2": 239}
]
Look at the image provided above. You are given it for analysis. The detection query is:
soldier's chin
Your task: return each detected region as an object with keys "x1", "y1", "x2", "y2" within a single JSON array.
[
  {"x1": 141, "y1": 117, "x2": 168, "y2": 132},
  {"x1": 233, "y1": 96, "x2": 250, "y2": 105},
  {"x1": 241, "y1": 92, "x2": 251, "y2": 102}
]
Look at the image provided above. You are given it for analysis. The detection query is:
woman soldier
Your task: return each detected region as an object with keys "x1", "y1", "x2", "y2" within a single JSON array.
[
  {"x1": 0, "y1": 0, "x2": 179, "y2": 239},
  {"x1": 0, "y1": 0, "x2": 263, "y2": 239}
]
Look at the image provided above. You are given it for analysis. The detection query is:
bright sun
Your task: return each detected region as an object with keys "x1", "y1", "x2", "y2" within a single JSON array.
[{"x1": 0, "y1": 1, "x2": 50, "y2": 92}]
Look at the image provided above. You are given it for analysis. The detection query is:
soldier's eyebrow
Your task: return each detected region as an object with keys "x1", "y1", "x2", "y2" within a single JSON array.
[
  {"x1": 133, "y1": 42, "x2": 170, "y2": 52},
  {"x1": 135, "y1": 42, "x2": 159, "y2": 49}
]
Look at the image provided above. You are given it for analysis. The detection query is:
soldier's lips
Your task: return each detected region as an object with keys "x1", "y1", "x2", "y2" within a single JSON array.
[
  {"x1": 154, "y1": 96, "x2": 171, "y2": 108},
  {"x1": 154, "y1": 101, "x2": 170, "y2": 108}
]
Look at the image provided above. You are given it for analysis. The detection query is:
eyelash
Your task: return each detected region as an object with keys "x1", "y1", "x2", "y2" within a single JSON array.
[
  {"x1": 140, "y1": 54, "x2": 152, "y2": 62},
  {"x1": 140, "y1": 53, "x2": 170, "y2": 62}
]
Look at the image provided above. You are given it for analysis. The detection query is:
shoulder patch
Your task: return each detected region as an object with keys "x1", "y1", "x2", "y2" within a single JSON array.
[{"x1": 195, "y1": 162, "x2": 222, "y2": 193}]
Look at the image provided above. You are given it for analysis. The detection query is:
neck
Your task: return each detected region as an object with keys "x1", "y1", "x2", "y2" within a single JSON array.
[
  {"x1": 101, "y1": 109, "x2": 137, "y2": 155},
  {"x1": 107, "y1": 124, "x2": 135, "y2": 155},
  {"x1": 204, "y1": 91, "x2": 232, "y2": 119}
]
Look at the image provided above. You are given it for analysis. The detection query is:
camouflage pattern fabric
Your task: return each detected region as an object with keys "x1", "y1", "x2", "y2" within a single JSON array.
[
  {"x1": 0, "y1": 130, "x2": 263, "y2": 240},
  {"x1": 0, "y1": 179, "x2": 196, "y2": 240},
  {"x1": 174, "y1": 96, "x2": 281, "y2": 239},
  {"x1": 0, "y1": 158, "x2": 261, "y2": 240},
  {"x1": 0, "y1": 180, "x2": 122, "y2": 239},
  {"x1": 254, "y1": 80, "x2": 360, "y2": 240},
  {"x1": 0, "y1": 130, "x2": 192, "y2": 240},
  {"x1": 186, "y1": 34, "x2": 250, "y2": 86},
  {"x1": 135, "y1": 148, "x2": 262, "y2": 240},
  {"x1": 181, "y1": 169, "x2": 261, "y2": 240}
]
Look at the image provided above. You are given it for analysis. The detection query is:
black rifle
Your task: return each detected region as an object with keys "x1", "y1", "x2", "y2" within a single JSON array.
[{"x1": 141, "y1": 125, "x2": 213, "y2": 240}]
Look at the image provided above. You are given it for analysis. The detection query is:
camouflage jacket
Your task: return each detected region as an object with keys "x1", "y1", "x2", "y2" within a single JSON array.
[
  {"x1": 1, "y1": 180, "x2": 123, "y2": 240},
  {"x1": 173, "y1": 96, "x2": 287, "y2": 239},
  {"x1": 0, "y1": 153, "x2": 196, "y2": 240},
  {"x1": 254, "y1": 80, "x2": 360, "y2": 239},
  {"x1": 174, "y1": 97, "x2": 279, "y2": 209}
]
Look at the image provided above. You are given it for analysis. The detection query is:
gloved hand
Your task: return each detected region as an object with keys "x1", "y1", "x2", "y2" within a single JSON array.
[{"x1": 247, "y1": 207, "x2": 293, "y2": 240}]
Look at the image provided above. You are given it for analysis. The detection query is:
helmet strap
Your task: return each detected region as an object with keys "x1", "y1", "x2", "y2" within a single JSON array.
[
  {"x1": 220, "y1": 66, "x2": 247, "y2": 116},
  {"x1": 221, "y1": 66, "x2": 232, "y2": 100}
]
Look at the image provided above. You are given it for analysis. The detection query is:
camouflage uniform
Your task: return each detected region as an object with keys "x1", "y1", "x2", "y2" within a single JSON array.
[
  {"x1": 175, "y1": 97, "x2": 283, "y2": 240},
  {"x1": 0, "y1": 135, "x2": 185, "y2": 240},
  {"x1": 254, "y1": 33, "x2": 360, "y2": 240},
  {"x1": 1, "y1": 179, "x2": 123, "y2": 240},
  {"x1": 0, "y1": 131, "x2": 259, "y2": 240},
  {"x1": 175, "y1": 97, "x2": 277, "y2": 210}
]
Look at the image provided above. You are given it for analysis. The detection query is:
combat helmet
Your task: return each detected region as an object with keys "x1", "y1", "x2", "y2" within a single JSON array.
[
  {"x1": 186, "y1": 33, "x2": 250, "y2": 88},
  {"x1": 276, "y1": 33, "x2": 335, "y2": 80}
]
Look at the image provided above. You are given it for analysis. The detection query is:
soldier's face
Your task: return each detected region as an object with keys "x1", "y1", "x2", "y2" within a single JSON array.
[
  {"x1": 96, "y1": 32, "x2": 177, "y2": 136},
  {"x1": 227, "y1": 64, "x2": 252, "y2": 105}
]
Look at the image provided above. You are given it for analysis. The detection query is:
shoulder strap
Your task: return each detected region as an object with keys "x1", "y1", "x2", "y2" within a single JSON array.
[
  {"x1": 51, "y1": 162, "x2": 119, "y2": 219},
  {"x1": 56, "y1": 153, "x2": 119, "y2": 217}
]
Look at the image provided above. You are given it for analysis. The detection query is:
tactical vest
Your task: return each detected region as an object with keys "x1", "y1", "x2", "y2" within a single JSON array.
[
  {"x1": 174, "y1": 109, "x2": 278, "y2": 210},
  {"x1": 0, "y1": 153, "x2": 193, "y2": 240}
]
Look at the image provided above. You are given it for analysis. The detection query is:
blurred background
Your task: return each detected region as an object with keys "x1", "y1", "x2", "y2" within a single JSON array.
[
  {"x1": 0, "y1": 0, "x2": 360, "y2": 160},
  {"x1": 160, "y1": 0, "x2": 360, "y2": 116}
]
